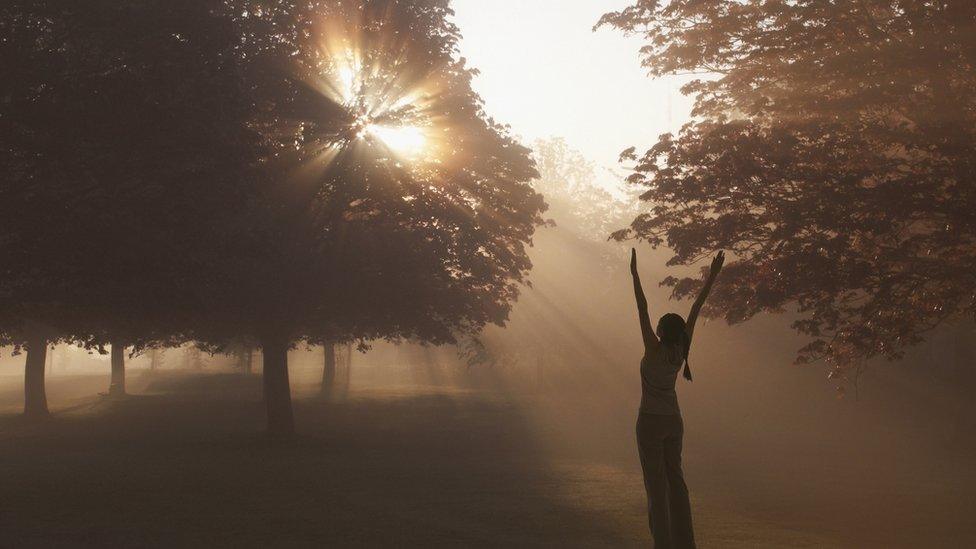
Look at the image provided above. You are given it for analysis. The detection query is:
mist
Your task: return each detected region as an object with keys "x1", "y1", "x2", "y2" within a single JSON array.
[
  {"x1": 2, "y1": 147, "x2": 970, "y2": 545},
  {"x1": 2, "y1": 1, "x2": 975, "y2": 547}
]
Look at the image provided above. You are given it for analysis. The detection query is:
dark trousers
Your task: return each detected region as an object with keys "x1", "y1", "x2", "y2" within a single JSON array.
[{"x1": 636, "y1": 413, "x2": 696, "y2": 549}]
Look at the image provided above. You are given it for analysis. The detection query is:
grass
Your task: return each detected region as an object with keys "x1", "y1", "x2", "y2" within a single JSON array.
[{"x1": 0, "y1": 370, "x2": 973, "y2": 547}]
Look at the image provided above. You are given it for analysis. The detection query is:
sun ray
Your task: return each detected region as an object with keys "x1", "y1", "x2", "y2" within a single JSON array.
[
  {"x1": 302, "y1": 15, "x2": 452, "y2": 168},
  {"x1": 365, "y1": 124, "x2": 427, "y2": 157}
]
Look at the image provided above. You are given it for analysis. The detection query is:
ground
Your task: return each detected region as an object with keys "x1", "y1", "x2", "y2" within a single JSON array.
[{"x1": 0, "y1": 371, "x2": 974, "y2": 548}]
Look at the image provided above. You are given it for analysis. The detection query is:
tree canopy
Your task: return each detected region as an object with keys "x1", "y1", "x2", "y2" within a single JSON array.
[
  {"x1": 599, "y1": 1, "x2": 976, "y2": 380},
  {"x1": 0, "y1": 0, "x2": 545, "y2": 428},
  {"x1": 218, "y1": 0, "x2": 546, "y2": 346},
  {"x1": 0, "y1": 0, "x2": 262, "y2": 407}
]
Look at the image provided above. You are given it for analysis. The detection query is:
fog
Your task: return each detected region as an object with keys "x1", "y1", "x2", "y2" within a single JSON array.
[
  {"x1": 2, "y1": 182, "x2": 972, "y2": 545},
  {"x1": 3, "y1": 1, "x2": 974, "y2": 547}
]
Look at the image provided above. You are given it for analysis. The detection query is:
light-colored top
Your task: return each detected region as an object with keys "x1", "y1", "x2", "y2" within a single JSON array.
[{"x1": 639, "y1": 344, "x2": 683, "y2": 415}]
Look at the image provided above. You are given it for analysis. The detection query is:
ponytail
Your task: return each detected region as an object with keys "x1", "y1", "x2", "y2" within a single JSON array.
[{"x1": 681, "y1": 330, "x2": 693, "y2": 382}]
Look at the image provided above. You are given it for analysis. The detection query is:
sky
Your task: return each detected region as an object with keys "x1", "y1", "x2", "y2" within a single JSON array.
[{"x1": 451, "y1": 0, "x2": 695, "y2": 175}]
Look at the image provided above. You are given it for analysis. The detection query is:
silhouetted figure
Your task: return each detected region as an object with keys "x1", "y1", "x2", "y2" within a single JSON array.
[{"x1": 631, "y1": 248, "x2": 724, "y2": 548}]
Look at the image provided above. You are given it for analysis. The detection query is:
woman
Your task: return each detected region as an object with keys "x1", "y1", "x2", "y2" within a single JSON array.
[{"x1": 630, "y1": 247, "x2": 724, "y2": 549}]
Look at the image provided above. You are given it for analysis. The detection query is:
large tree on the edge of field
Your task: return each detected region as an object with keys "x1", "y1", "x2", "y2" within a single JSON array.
[
  {"x1": 0, "y1": 0, "x2": 85, "y2": 416},
  {"x1": 599, "y1": 1, "x2": 976, "y2": 383},
  {"x1": 56, "y1": 1, "x2": 260, "y2": 399},
  {"x1": 0, "y1": 0, "x2": 259, "y2": 412},
  {"x1": 202, "y1": 0, "x2": 546, "y2": 434}
]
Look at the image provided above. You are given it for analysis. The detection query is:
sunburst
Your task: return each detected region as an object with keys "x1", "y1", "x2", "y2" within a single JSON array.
[
  {"x1": 362, "y1": 123, "x2": 427, "y2": 156},
  {"x1": 307, "y1": 17, "x2": 443, "y2": 165}
]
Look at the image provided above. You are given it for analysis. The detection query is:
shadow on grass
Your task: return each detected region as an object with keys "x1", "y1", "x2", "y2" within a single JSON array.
[{"x1": 0, "y1": 373, "x2": 632, "y2": 547}]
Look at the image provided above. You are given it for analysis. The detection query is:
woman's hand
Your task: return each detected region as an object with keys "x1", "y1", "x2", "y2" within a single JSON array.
[
  {"x1": 710, "y1": 250, "x2": 725, "y2": 277},
  {"x1": 687, "y1": 250, "x2": 724, "y2": 342}
]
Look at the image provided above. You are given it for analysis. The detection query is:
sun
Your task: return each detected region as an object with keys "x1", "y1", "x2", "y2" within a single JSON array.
[
  {"x1": 347, "y1": 110, "x2": 429, "y2": 158},
  {"x1": 307, "y1": 18, "x2": 446, "y2": 166},
  {"x1": 362, "y1": 123, "x2": 427, "y2": 157},
  {"x1": 326, "y1": 67, "x2": 433, "y2": 160}
]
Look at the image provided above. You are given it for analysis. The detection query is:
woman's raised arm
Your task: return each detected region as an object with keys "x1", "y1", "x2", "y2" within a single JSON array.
[
  {"x1": 686, "y1": 250, "x2": 724, "y2": 342},
  {"x1": 631, "y1": 248, "x2": 658, "y2": 350}
]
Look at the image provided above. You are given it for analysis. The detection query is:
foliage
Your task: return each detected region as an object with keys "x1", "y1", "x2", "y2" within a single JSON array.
[
  {"x1": 0, "y1": 1, "x2": 545, "y2": 427},
  {"x1": 531, "y1": 137, "x2": 637, "y2": 242},
  {"x1": 0, "y1": 0, "x2": 545, "y2": 347},
  {"x1": 599, "y1": 1, "x2": 976, "y2": 376},
  {"x1": 0, "y1": 0, "x2": 256, "y2": 351},
  {"x1": 220, "y1": 0, "x2": 547, "y2": 348}
]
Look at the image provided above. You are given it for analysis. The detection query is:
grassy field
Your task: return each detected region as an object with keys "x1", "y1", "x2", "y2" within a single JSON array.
[{"x1": 0, "y1": 371, "x2": 973, "y2": 547}]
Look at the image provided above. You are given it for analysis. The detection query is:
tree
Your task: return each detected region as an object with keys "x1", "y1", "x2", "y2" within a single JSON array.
[
  {"x1": 148, "y1": 348, "x2": 165, "y2": 372},
  {"x1": 184, "y1": 0, "x2": 546, "y2": 434},
  {"x1": 0, "y1": 1, "x2": 81, "y2": 416},
  {"x1": 0, "y1": 0, "x2": 260, "y2": 406},
  {"x1": 183, "y1": 345, "x2": 204, "y2": 371},
  {"x1": 599, "y1": 1, "x2": 976, "y2": 382},
  {"x1": 532, "y1": 137, "x2": 637, "y2": 242},
  {"x1": 321, "y1": 340, "x2": 337, "y2": 394}
]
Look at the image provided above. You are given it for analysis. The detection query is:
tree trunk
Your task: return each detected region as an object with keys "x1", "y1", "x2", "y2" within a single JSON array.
[
  {"x1": 24, "y1": 333, "x2": 49, "y2": 418},
  {"x1": 109, "y1": 341, "x2": 126, "y2": 397},
  {"x1": 192, "y1": 346, "x2": 203, "y2": 370},
  {"x1": 342, "y1": 343, "x2": 353, "y2": 393},
  {"x1": 321, "y1": 340, "x2": 336, "y2": 394},
  {"x1": 235, "y1": 346, "x2": 246, "y2": 373},
  {"x1": 951, "y1": 323, "x2": 975, "y2": 445},
  {"x1": 262, "y1": 336, "x2": 294, "y2": 435},
  {"x1": 45, "y1": 344, "x2": 54, "y2": 373},
  {"x1": 183, "y1": 345, "x2": 202, "y2": 370}
]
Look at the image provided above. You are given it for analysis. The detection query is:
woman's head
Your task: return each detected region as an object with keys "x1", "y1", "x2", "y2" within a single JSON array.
[
  {"x1": 657, "y1": 313, "x2": 693, "y2": 381},
  {"x1": 656, "y1": 313, "x2": 687, "y2": 345}
]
